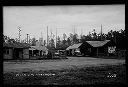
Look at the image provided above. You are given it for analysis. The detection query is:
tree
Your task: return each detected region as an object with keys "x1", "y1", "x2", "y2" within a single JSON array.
[
  {"x1": 106, "y1": 31, "x2": 113, "y2": 40},
  {"x1": 57, "y1": 36, "x2": 61, "y2": 47},
  {"x1": 69, "y1": 33, "x2": 74, "y2": 45},
  {"x1": 62, "y1": 39, "x2": 66, "y2": 45},
  {"x1": 49, "y1": 38, "x2": 55, "y2": 49},
  {"x1": 3, "y1": 35, "x2": 10, "y2": 43},
  {"x1": 73, "y1": 33, "x2": 79, "y2": 44},
  {"x1": 63, "y1": 33, "x2": 67, "y2": 40},
  {"x1": 67, "y1": 37, "x2": 71, "y2": 46},
  {"x1": 92, "y1": 29, "x2": 97, "y2": 40},
  {"x1": 113, "y1": 29, "x2": 126, "y2": 49},
  {"x1": 15, "y1": 38, "x2": 19, "y2": 42},
  {"x1": 8, "y1": 39, "x2": 16, "y2": 43},
  {"x1": 31, "y1": 37, "x2": 36, "y2": 46},
  {"x1": 44, "y1": 40, "x2": 46, "y2": 46}
]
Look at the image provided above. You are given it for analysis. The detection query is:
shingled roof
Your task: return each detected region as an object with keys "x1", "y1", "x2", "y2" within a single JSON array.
[
  {"x1": 29, "y1": 46, "x2": 48, "y2": 51},
  {"x1": 3, "y1": 42, "x2": 31, "y2": 48},
  {"x1": 66, "y1": 43, "x2": 82, "y2": 50},
  {"x1": 86, "y1": 40, "x2": 110, "y2": 47},
  {"x1": 66, "y1": 40, "x2": 111, "y2": 50}
]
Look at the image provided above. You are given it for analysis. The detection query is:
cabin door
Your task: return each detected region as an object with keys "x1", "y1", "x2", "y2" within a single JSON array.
[{"x1": 13, "y1": 48, "x2": 23, "y2": 59}]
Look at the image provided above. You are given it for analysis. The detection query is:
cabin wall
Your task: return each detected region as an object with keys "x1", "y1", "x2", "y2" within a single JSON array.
[
  {"x1": 23, "y1": 48, "x2": 29, "y2": 59},
  {"x1": 4, "y1": 48, "x2": 13, "y2": 59}
]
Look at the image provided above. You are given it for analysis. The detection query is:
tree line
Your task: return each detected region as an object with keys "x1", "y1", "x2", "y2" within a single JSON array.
[
  {"x1": 55, "y1": 29, "x2": 126, "y2": 50},
  {"x1": 3, "y1": 29, "x2": 126, "y2": 50}
]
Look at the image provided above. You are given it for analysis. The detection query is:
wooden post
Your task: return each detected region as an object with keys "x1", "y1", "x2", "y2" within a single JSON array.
[
  {"x1": 97, "y1": 48, "x2": 98, "y2": 57},
  {"x1": 12, "y1": 48, "x2": 14, "y2": 60},
  {"x1": 18, "y1": 26, "x2": 21, "y2": 42},
  {"x1": 52, "y1": 51, "x2": 53, "y2": 59},
  {"x1": 20, "y1": 49, "x2": 23, "y2": 63},
  {"x1": 47, "y1": 26, "x2": 48, "y2": 47}
]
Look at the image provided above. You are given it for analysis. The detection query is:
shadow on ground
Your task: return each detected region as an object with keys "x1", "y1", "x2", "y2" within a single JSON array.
[{"x1": 4, "y1": 64, "x2": 126, "y2": 86}]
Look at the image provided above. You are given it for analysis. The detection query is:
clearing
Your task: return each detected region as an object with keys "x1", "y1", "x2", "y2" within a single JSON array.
[{"x1": 4, "y1": 57, "x2": 125, "y2": 73}]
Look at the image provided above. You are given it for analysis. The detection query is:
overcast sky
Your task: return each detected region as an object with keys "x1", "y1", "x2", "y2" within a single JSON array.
[{"x1": 3, "y1": 5, "x2": 125, "y2": 40}]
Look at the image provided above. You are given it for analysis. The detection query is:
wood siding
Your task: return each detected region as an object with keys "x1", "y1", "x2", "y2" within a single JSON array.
[
  {"x1": 23, "y1": 49, "x2": 29, "y2": 59},
  {"x1": 4, "y1": 48, "x2": 13, "y2": 59}
]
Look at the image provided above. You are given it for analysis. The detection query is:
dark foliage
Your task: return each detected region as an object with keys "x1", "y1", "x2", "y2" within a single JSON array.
[{"x1": 3, "y1": 29, "x2": 126, "y2": 50}]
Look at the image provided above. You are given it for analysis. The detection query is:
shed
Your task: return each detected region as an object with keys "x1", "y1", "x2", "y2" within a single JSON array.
[
  {"x1": 29, "y1": 45, "x2": 48, "y2": 57},
  {"x1": 3, "y1": 42, "x2": 30, "y2": 60},
  {"x1": 66, "y1": 43, "x2": 83, "y2": 56},
  {"x1": 66, "y1": 43, "x2": 82, "y2": 50}
]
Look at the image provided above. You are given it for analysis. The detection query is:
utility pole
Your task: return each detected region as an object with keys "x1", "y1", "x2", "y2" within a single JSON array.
[
  {"x1": 18, "y1": 26, "x2": 21, "y2": 42},
  {"x1": 55, "y1": 28, "x2": 57, "y2": 48},
  {"x1": 114, "y1": 28, "x2": 116, "y2": 44},
  {"x1": 80, "y1": 28, "x2": 83, "y2": 42},
  {"x1": 101, "y1": 24, "x2": 103, "y2": 40},
  {"x1": 41, "y1": 32, "x2": 43, "y2": 46},
  {"x1": 75, "y1": 28, "x2": 77, "y2": 34},
  {"x1": 26, "y1": 34, "x2": 29, "y2": 43},
  {"x1": 47, "y1": 26, "x2": 48, "y2": 47},
  {"x1": 50, "y1": 29, "x2": 52, "y2": 40},
  {"x1": 29, "y1": 34, "x2": 31, "y2": 44},
  {"x1": 81, "y1": 28, "x2": 83, "y2": 36},
  {"x1": 74, "y1": 25, "x2": 75, "y2": 35},
  {"x1": 73, "y1": 25, "x2": 75, "y2": 44}
]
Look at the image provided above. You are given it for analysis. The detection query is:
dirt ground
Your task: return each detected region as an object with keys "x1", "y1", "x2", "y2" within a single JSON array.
[{"x1": 3, "y1": 57, "x2": 125, "y2": 73}]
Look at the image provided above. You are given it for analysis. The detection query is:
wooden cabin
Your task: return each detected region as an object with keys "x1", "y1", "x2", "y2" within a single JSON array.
[
  {"x1": 66, "y1": 43, "x2": 83, "y2": 56},
  {"x1": 66, "y1": 40, "x2": 116, "y2": 57},
  {"x1": 3, "y1": 42, "x2": 30, "y2": 60},
  {"x1": 29, "y1": 45, "x2": 48, "y2": 59},
  {"x1": 85, "y1": 40, "x2": 116, "y2": 56}
]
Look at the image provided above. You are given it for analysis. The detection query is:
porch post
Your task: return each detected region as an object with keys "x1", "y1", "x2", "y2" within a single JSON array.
[
  {"x1": 38, "y1": 50, "x2": 40, "y2": 56},
  {"x1": 97, "y1": 48, "x2": 98, "y2": 57},
  {"x1": 32, "y1": 50, "x2": 33, "y2": 56},
  {"x1": 12, "y1": 48, "x2": 14, "y2": 60},
  {"x1": 22, "y1": 49, "x2": 23, "y2": 60}
]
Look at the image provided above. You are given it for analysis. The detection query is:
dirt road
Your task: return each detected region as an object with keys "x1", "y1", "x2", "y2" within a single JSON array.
[{"x1": 4, "y1": 57, "x2": 125, "y2": 73}]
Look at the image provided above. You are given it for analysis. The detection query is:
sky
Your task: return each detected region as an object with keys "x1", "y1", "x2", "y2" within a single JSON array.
[{"x1": 3, "y1": 5, "x2": 125, "y2": 41}]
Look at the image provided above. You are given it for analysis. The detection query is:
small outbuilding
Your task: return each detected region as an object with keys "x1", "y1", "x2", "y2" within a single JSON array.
[
  {"x1": 3, "y1": 42, "x2": 30, "y2": 60},
  {"x1": 66, "y1": 43, "x2": 83, "y2": 56},
  {"x1": 29, "y1": 45, "x2": 48, "y2": 59}
]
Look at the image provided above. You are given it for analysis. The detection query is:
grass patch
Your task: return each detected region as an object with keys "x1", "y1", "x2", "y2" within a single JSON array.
[{"x1": 4, "y1": 64, "x2": 126, "y2": 85}]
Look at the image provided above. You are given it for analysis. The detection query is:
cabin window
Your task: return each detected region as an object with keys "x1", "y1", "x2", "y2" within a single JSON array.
[
  {"x1": 88, "y1": 48, "x2": 91, "y2": 52},
  {"x1": 4, "y1": 49, "x2": 9, "y2": 54},
  {"x1": 4, "y1": 49, "x2": 6, "y2": 54},
  {"x1": 7, "y1": 49, "x2": 9, "y2": 54}
]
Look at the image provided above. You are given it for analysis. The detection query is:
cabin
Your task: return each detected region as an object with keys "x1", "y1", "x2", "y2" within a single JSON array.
[
  {"x1": 66, "y1": 40, "x2": 116, "y2": 57},
  {"x1": 29, "y1": 45, "x2": 48, "y2": 59},
  {"x1": 66, "y1": 43, "x2": 83, "y2": 56},
  {"x1": 85, "y1": 40, "x2": 116, "y2": 56},
  {"x1": 3, "y1": 42, "x2": 30, "y2": 60}
]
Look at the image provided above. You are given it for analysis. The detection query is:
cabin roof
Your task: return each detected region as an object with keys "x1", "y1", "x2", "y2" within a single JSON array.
[
  {"x1": 66, "y1": 43, "x2": 82, "y2": 50},
  {"x1": 29, "y1": 45, "x2": 48, "y2": 51},
  {"x1": 66, "y1": 40, "x2": 112, "y2": 50},
  {"x1": 86, "y1": 40, "x2": 110, "y2": 47},
  {"x1": 3, "y1": 42, "x2": 31, "y2": 48}
]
